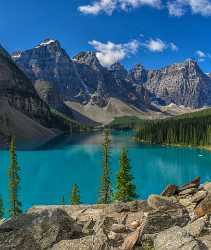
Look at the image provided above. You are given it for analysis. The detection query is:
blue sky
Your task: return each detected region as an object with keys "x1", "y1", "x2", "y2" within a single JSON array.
[{"x1": 1, "y1": 0, "x2": 211, "y2": 72}]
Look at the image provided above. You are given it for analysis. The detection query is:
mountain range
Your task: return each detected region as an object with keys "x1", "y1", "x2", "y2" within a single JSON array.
[
  {"x1": 0, "y1": 38, "x2": 210, "y2": 141},
  {"x1": 11, "y1": 39, "x2": 211, "y2": 124}
]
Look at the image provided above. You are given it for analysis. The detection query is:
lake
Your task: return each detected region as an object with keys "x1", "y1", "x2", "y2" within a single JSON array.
[{"x1": 1, "y1": 131, "x2": 211, "y2": 214}]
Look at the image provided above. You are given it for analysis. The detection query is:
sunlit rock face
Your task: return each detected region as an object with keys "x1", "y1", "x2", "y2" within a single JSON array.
[{"x1": 143, "y1": 59, "x2": 211, "y2": 108}]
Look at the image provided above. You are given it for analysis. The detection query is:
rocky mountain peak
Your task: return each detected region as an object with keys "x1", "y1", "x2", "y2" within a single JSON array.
[
  {"x1": 145, "y1": 59, "x2": 211, "y2": 108},
  {"x1": 35, "y1": 38, "x2": 60, "y2": 49},
  {"x1": 109, "y1": 62, "x2": 128, "y2": 80},
  {"x1": 73, "y1": 51, "x2": 102, "y2": 70},
  {"x1": 129, "y1": 63, "x2": 148, "y2": 84}
]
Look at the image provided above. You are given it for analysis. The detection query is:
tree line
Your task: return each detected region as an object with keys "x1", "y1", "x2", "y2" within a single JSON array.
[
  {"x1": 135, "y1": 109, "x2": 211, "y2": 146},
  {"x1": 0, "y1": 130, "x2": 138, "y2": 219}
]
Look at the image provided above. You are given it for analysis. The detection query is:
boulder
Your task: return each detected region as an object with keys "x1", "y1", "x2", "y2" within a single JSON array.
[
  {"x1": 178, "y1": 188, "x2": 197, "y2": 196},
  {"x1": 177, "y1": 177, "x2": 200, "y2": 193},
  {"x1": 93, "y1": 216, "x2": 117, "y2": 234},
  {"x1": 147, "y1": 195, "x2": 177, "y2": 210},
  {"x1": 161, "y1": 184, "x2": 177, "y2": 197},
  {"x1": 111, "y1": 223, "x2": 127, "y2": 233},
  {"x1": 199, "y1": 233, "x2": 211, "y2": 249},
  {"x1": 112, "y1": 200, "x2": 150, "y2": 213},
  {"x1": 184, "y1": 217, "x2": 206, "y2": 237},
  {"x1": 0, "y1": 208, "x2": 82, "y2": 250},
  {"x1": 194, "y1": 193, "x2": 211, "y2": 218},
  {"x1": 129, "y1": 221, "x2": 140, "y2": 230},
  {"x1": 202, "y1": 182, "x2": 211, "y2": 194},
  {"x1": 143, "y1": 205, "x2": 190, "y2": 234},
  {"x1": 52, "y1": 236, "x2": 93, "y2": 250},
  {"x1": 154, "y1": 226, "x2": 201, "y2": 250},
  {"x1": 0, "y1": 229, "x2": 40, "y2": 250},
  {"x1": 190, "y1": 190, "x2": 207, "y2": 203}
]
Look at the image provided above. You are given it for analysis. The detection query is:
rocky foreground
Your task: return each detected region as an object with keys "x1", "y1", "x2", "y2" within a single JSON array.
[{"x1": 0, "y1": 177, "x2": 211, "y2": 250}]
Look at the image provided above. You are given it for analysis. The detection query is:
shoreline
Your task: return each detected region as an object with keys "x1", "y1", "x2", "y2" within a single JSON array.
[{"x1": 135, "y1": 138, "x2": 211, "y2": 152}]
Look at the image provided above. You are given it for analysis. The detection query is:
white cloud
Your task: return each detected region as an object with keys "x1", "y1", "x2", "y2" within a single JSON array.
[
  {"x1": 168, "y1": 0, "x2": 211, "y2": 17},
  {"x1": 170, "y1": 42, "x2": 179, "y2": 51},
  {"x1": 79, "y1": 0, "x2": 161, "y2": 15},
  {"x1": 144, "y1": 39, "x2": 167, "y2": 52},
  {"x1": 89, "y1": 40, "x2": 140, "y2": 67},
  {"x1": 167, "y1": 1, "x2": 185, "y2": 16},
  {"x1": 78, "y1": 0, "x2": 116, "y2": 15},
  {"x1": 144, "y1": 39, "x2": 179, "y2": 52}
]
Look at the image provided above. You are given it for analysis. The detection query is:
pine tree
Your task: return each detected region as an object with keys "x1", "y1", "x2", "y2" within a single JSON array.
[
  {"x1": 61, "y1": 195, "x2": 65, "y2": 205},
  {"x1": 98, "y1": 129, "x2": 112, "y2": 204},
  {"x1": 70, "y1": 184, "x2": 80, "y2": 205},
  {"x1": 8, "y1": 137, "x2": 22, "y2": 217},
  {"x1": 0, "y1": 195, "x2": 4, "y2": 219},
  {"x1": 113, "y1": 147, "x2": 138, "y2": 202}
]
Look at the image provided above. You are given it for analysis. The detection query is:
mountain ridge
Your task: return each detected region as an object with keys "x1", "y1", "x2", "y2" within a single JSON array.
[{"x1": 11, "y1": 39, "x2": 211, "y2": 124}]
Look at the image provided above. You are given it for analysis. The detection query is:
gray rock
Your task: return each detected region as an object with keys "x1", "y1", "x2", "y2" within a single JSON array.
[
  {"x1": 184, "y1": 217, "x2": 206, "y2": 237},
  {"x1": 203, "y1": 182, "x2": 211, "y2": 194},
  {"x1": 144, "y1": 59, "x2": 211, "y2": 108},
  {"x1": 111, "y1": 223, "x2": 127, "y2": 233},
  {"x1": 147, "y1": 195, "x2": 177, "y2": 210},
  {"x1": 0, "y1": 208, "x2": 82, "y2": 250},
  {"x1": 154, "y1": 226, "x2": 200, "y2": 250},
  {"x1": 0, "y1": 44, "x2": 57, "y2": 140},
  {"x1": 144, "y1": 205, "x2": 190, "y2": 234},
  {"x1": 179, "y1": 188, "x2": 198, "y2": 196},
  {"x1": 199, "y1": 233, "x2": 211, "y2": 249},
  {"x1": 13, "y1": 40, "x2": 152, "y2": 111},
  {"x1": 191, "y1": 191, "x2": 207, "y2": 203},
  {"x1": 52, "y1": 236, "x2": 93, "y2": 250}
]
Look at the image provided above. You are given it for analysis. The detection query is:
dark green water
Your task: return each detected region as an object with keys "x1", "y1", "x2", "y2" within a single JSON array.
[{"x1": 1, "y1": 131, "x2": 211, "y2": 213}]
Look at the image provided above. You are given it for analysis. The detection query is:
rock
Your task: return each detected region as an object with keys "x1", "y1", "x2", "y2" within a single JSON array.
[
  {"x1": 108, "y1": 231, "x2": 121, "y2": 241},
  {"x1": 111, "y1": 223, "x2": 127, "y2": 233},
  {"x1": 82, "y1": 219, "x2": 95, "y2": 235},
  {"x1": 199, "y1": 233, "x2": 211, "y2": 249},
  {"x1": 143, "y1": 204, "x2": 190, "y2": 234},
  {"x1": 129, "y1": 221, "x2": 140, "y2": 230},
  {"x1": 194, "y1": 193, "x2": 211, "y2": 218},
  {"x1": 177, "y1": 177, "x2": 200, "y2": 193},
  {"x1": 202, "y1": 182, "x2": 211, "y2": 193},
  {"x1": 0, "y1": 208, "x2": 82, "y2": 250},
  {"x1": 0, "y1": 44, "x2": 57, "y2": 141},
  {"x1": 178, "y1": 188, "x2": 198, "y2": 196},
  {"x1": 190, "y1": 190, "x2": 207, "y2": 203},
  {"x1": 154, "y1": 226, "x2": 201, "y2": 250},
  {"x1": 184, "y1": 217, "x2": 206, "y2": 237},
  {"x1": 93, "y1": 216, "x2": 117, "y2": 234},
  {"x1": 147, "y1": 195, "x2": 177, "y2": 210},
  {"x1": 179, "y1": 198, "x2": 193, "y2": 208},
  {"x1": 113, "y1": 200, "x2": 150, "y2": 213},
  {"x1": 161, "y1": 184, "x2": 177, "y2": 197},
  {"x1": 13, "y1": 39, "x2": 153, "y2": 115},
  {"x1": 144, "y1": 60, "x2": 211, "y2": 108},
  {"x1": 52, "y1": 236, "x2": 93, "y2": 250}
]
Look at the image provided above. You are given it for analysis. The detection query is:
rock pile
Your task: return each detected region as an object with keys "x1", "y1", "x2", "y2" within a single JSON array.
[{"x1": 0, "y1": 177, "x2": 211, "y2": 249}]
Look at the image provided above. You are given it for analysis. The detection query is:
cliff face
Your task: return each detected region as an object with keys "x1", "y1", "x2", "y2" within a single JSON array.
[
  {"x1": 12, "y1": 39, "x2": 211, "y2": 117},
  {"x1": 12, "y1": 40, "x2": 155, "y2": 111},
  {"x1": 0, "y1": 45, "x2": 58, "y2": 140},
  {"x1": 143, "y1": 59, "x2": 211, "y2": 108},
  {"x1": 12, "y1": 39, "x2": 86, "y2": 103}
]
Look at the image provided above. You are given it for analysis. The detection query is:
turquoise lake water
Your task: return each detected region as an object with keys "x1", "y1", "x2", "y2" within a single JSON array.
[{"x1": 1, "y1": 131, "x2": 211, "y2": 214}]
